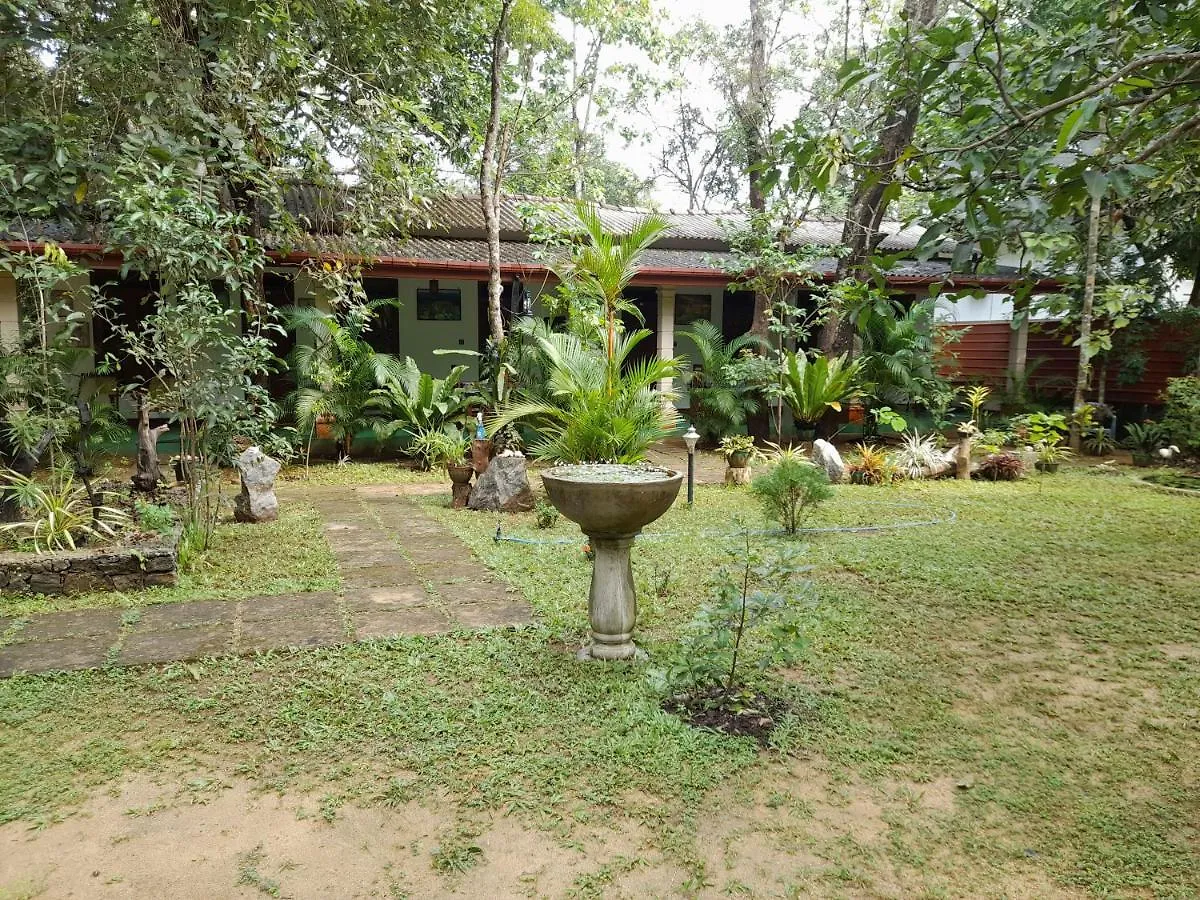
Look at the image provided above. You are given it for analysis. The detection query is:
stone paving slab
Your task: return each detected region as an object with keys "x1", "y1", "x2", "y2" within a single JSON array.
[
  {"x1": 119, "y1": 623, "x2": 233, "y2": 666},
  {"x1": 0, "y1": 484, "x2": 531, "y2": 677}
]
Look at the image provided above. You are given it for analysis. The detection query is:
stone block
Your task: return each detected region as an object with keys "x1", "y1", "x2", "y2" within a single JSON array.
[
  {"x1": 62, "y1": 572, "x2": 105, "y2": 593},
  {"x1": 142, "y1": 553, "x2": 177, "y2": 573},
  {"x1": 0, "y1": 635, "x2": 114, "y2": 677},
  {"x1": 144, "y1": 573, "x2": 177, "y2": 587},
  {"x1": 119, "y1": 624, "x2": 233, "y2": 666},
  {"x1": 28, "y1": 573, "x2": 64, "y2": 594},
  {"x1": 110, "y1": 574, "x2": 145, "y2": 590}
]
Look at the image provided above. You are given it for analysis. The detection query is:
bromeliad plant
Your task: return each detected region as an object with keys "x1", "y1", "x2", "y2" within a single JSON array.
[
  {"x1": 848, "y1": 442, "x2": 894, "y2": 485},
  {"x1": 0, "y1": 468, "x2": 130, "y2": 552},
  {"x1": 492, "y1": 204, "x2": 681, "y2": 463}
]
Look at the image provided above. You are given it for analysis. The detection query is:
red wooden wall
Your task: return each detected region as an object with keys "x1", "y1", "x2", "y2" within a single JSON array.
[{"x1": 941, "y1": 320, "x2": 1194, "y2": 405}]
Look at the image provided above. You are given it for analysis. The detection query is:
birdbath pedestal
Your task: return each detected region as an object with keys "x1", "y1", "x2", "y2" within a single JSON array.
[{"x1": 541, "y1": 464, "x2": 683, "y2": 660}]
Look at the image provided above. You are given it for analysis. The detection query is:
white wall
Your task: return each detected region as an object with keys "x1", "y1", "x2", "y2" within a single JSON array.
[{"x1": 397, "y1": 277, "x2": 479, "y2": 379}]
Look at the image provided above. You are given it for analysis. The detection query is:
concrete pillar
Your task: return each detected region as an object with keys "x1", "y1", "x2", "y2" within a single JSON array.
[{"x1": 657, "y1": 285, "x2": 676, "y2": 399}]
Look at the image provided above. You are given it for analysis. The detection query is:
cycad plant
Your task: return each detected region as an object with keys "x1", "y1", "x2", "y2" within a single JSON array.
[
  {"x1": 680, "y1": 320, "x2": 767, "y2": 443},
  {"x1": 285, "y1": 303, "x2": 405, "y2": 460},
  {"x1": 779, "y1": 350, "x2": 862, "y2": 431},
  {"x1": 492, "y1": 203, "x2": 681, "y2": 463},
  {"x1": 371, "y1": 356, "x2": 470, "y2": 441}
]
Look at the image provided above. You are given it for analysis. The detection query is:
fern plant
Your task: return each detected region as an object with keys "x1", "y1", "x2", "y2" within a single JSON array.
[
  {"x1": 679, "y1": 321, "x2": 767, "y2": 443},
  {"x1": 0, "y1": 468, "x2": 130, "y2": 552}
]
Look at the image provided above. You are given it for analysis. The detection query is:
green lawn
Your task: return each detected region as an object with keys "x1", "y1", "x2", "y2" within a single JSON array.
[{"x1": 1, "y1": 469, "x2": 1197, "y2": 896}]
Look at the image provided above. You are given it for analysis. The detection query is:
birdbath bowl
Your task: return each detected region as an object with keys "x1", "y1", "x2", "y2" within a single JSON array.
[{"x1": 541, "y1": 464, "x2": 683, "y2": 661}]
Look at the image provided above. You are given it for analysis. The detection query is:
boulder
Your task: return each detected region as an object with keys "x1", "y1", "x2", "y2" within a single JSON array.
[
  {"x1": 811, "y1": 439, "x2": 847, "y2": 484},
  {"x1": 234, "y1": 446, "x2": 281, "y2": 523},
  {"x1": 467, "y1": 453, "x2": 535, "y2": 512}
]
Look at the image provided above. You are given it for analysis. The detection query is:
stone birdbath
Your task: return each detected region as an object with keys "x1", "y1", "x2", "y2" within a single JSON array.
[{"x1": 541, "y1": 463, "x2": 683, "y2": 661}]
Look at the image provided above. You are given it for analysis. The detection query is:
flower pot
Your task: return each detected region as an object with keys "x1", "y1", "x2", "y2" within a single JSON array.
[
  {"x1": 1131, "y1": 451, "x2": 1153, "y2": 467},
  {"x1": 848, "y1": 403, "x2": 865, "y2": 425},
  {"x1": 447, "y1": 463, "x2": 474, "y2": 485},
  {"x1": 1034, "y1": 461, "x2": 1059, "y2": 474},
  {"x1": 796, "y1": 426, "x2": 817, "y2": 444},
  {"x1": 726, "y1": 450, "x2": 751, "y2": 468},
  {"x1": 314, "y1": 414, "x2": 335, "y2": 441}
]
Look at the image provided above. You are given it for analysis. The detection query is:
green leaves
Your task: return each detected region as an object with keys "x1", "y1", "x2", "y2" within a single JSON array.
[{"x1": 1056, "y1": 98, "x2": 1100, "y2": 152}]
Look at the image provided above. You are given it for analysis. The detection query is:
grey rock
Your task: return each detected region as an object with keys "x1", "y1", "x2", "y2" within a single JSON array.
[
  {"x1": 467, "y1": 455, "x2": 535, "y2": 512},
  {"x1": 29, "y1": 573, "x2": 63, "y2": 594},
  {"x1": 811, "y1": 439, "x2": 847, "y2": 484},
  {"x1": 234, "y1": 446, "x2": 281, "y2": 523},
  {"x1": 142, "y1": 552, "x2": 176, "y2": 573},
  {"x1": 62, "y1": 572, "x2": 104, "y2": 594}
]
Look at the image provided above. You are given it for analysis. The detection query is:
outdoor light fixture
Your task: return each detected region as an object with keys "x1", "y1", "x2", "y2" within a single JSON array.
[{"x1": 683, "y1": 424, "x2": 700, "y2": 507}]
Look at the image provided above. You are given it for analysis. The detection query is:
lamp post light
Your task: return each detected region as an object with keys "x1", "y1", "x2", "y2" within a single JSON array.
[{"x1": 683, "y1": 424, "x2": 699, "y2": 508}]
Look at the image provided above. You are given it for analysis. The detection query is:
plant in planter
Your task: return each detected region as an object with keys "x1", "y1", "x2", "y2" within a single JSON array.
[
  {"x1": 718, "y1": 434, "x2": 760, "y2": 469},
  {"x1": 778, "y1": 350, "x2": 862, "y2": 438},
  {"x1": 1034, "y1": 439, "x2": 1073, "y2": 473},
  {"x1": 1123, "y1": 422, "x2": 1167, "y2": 466},
  {"x1": 649, "y1": 533, "x2": 814, "y2": 744},
  {"x1": 410, "y1": 427, "x2": 471, "y2": 478}
]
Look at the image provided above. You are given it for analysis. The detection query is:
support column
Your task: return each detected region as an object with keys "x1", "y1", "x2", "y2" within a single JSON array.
[
  {"x1": 657, "y1": 286, "x2": 676, "y2": 401},
  {"x1": 1007, "y1": 302, "x2": 1030, "y2": 398}
]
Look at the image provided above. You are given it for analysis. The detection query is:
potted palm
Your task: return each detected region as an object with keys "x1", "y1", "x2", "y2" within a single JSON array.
[
  {"x1": 779, "y1": 350, "x2": 863, "y2": 441},
  {"x1": 492, "y1": 203, "x2": 683, "y2": 661},
  {"x1": 1123, "y1": 422, "x2": 1166, "y2": 467}
]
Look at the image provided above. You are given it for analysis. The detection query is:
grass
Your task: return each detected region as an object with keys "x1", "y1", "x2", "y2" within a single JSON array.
[
  {"x1": 1, "y1": 467, "x2": 1198, "y2": 895},
  {"x1": 0, "y1": 502, "x2": 339, "y2": 617}
]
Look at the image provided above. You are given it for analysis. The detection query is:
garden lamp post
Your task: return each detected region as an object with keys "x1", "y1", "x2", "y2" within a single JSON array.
[{"x1": 683, "y1": 425, "x2": 699, "y2": 507}]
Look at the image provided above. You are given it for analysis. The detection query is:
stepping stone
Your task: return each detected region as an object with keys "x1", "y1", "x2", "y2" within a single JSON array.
[
  {"x1": 342, "y1": 565, "x2": 423, "y2": 590},
  {"x1": 239, "y1": 612, "x2": 346, "y2": 652},
  {"x1": 0, "y1": 634, "x2": 114, "y2": 676},
  {"x1": 119, "y1": 624, "x2": 234, "y2": 666},
  {"x1": 346, "y1": 586, "x2": 432, "y2": 612},
  {"x1": 241, "y1": 592, "x2": 339, "y2": 622},
  {"x1": 13, "y1": 607, "x2": 123, "y2": 643},
  {"x1": 353, "y1": 607, "x2": 454, "y2": 640},
  {"x1": 136, "y1": 600, "x2": 237, "y2": 630},
  {"x1": 451, "y1": 601, "x2": 532, "y2": 629}
]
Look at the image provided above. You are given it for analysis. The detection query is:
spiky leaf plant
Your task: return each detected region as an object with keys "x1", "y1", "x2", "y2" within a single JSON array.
[{"x1": 0, "y1": 468, "x2": 130, "y2": 552}]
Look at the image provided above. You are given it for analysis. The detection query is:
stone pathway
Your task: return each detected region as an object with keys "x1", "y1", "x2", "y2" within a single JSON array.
[{"x1": 0, "y1": 485, "x2": 531, "y2": 677}]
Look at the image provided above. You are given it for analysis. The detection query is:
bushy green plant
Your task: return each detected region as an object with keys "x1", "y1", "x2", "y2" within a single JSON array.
[
  {"x1": 1161, "y1": 376, "x2": 1200, "y2": 455},
  {"x1": 679, "y1": 321, "x2": 767, "y2": 443},
  {"x1": 648, "y1": 534, "x2": 813, "y2": 715},
  {"x1": 1122, "y1": 421, "x2": 1167, "y2": 453},
  {"x1": 533, "y1": 497, "x2": 559, "y2": 529},
  {"x1": 371, "y1": 356, "x2": 471, "y2": 441},
  {"x1": 778, "y1": 350, "x2": 862, "y2": 429},
  {"x1": 134, "y1": 501, "x2": 177, "y2": 535},
  {"x1": 408, "y1": 427, "x2": 470, "y2": 472},
  {"x1": 854, "y1": 298, "x2": 951, "y2": 416},
  {"x1": 718, "y1": 434, "x2": 759, "y2": 462},
  {"x1": 1083, "y1": 428, "x2": 1117, "y2": 456},
  {"x1": 749, "y1": 452, "x2": 833, "y2": 534},
  {"x1": 1011, "y1": 411, "x2": 1068, "y2": 446},
  {"x1": 0, "y1": 468, "x2": 130, "y2": 552}
]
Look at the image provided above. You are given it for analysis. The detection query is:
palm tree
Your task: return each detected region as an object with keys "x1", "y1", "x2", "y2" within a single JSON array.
[
  {"x1": 284, "y1": 303, "x2": 405, "y2": 460},
  {"x1": 856, "y1": 300, "x2": 941, "y2": 409},
  {"x1": 493, "y1": 203, "x2": 681, "y2": 463},
  {"x1": 679, "y1": 320, "x2": 767, "y2": 443},
  {"x1": 489, "y1": 327, "x2": 680, "y2": 463}
]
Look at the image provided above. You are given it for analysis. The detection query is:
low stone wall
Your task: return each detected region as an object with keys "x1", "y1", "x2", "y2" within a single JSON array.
[{"x1": 0, "y1": 538, "x2": 179, "y2": 595}]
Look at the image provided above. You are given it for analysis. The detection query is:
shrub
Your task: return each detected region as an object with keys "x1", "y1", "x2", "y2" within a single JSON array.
[
  {"x1": 135, "y1": 501, "x2": 177, "y2": 535},
  {"x1": 648, "y1": 535, "x2": 814, "y2": 735},
  {"x1": 749, "y1": 452, "x2": 832, "y2": 534},
  {"x1": 1161, "y1": 375, "x2": 1200, "y2": 456},
  {"x1": 976, "y1": 452, "x2": 1025, "y2": 481},
  {"x1": 533, "y1": 497, "x2": 559, "y2": 529}
]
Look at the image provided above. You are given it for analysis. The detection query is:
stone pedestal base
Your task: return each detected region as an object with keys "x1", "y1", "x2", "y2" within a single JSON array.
[
  {"x1": 582, "y1": 533, "x2": 638, "y2": 660},
  {"x1": 725, "y1": 465, "x2": 752, "y2": 486},
  {"x1": 451, "y1": 482, "x2": 472, "y2": 509}
]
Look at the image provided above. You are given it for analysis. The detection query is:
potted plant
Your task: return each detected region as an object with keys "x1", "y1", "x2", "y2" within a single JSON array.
[
  {"x1": 718, "y1": 434, "x2": 758, "y2": 469},
  {"x1": 410, "y1": 427, "x2": 471, "y2": 479},
  {"x1": 1123, "y1": 422, "x2": 1166, "y2": 467},
  {"x1": 1034, "y1": 439, "x2": 1072, "y2": 473}
]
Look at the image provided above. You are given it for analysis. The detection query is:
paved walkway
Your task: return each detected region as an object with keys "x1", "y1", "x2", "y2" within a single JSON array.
[{"x1": 0, "y1": 485, "x2": 530, "y2": 677}]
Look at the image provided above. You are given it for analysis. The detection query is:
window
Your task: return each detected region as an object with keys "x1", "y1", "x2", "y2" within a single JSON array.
[
  {"x1": 676, "y1": 293, "x2": 712, "y2": 327},
  {"x1": 417, "y1": 282, "x2": 461, "y2": 321}
]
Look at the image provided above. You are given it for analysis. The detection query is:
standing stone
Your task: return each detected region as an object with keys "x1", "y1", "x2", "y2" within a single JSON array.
[
  {"x1": 234, "y1": 446, "x2": 281, "y2": 523},
  {"x1": 467, "y1": 454, "x2": 535, "y2": 512},
  {"x1": 811, "y1": 439, "x2": 847, "y2": 484}
]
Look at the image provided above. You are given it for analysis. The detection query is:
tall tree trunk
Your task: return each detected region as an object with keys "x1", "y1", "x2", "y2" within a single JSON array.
[
  {"x1": 1189, "y1": 244, "x2": 1200, "y2": 307},
  {"x1": 480, "y1": 0, "x2": 514, "y2": 349},
  {"x1": 819, "y1": 0, "x2": 940, "y2": 355},
  {"x1": 745, "y1": 0, "x2": 773, "y2": 341},
  {"x1": 1070, "y1": 190, "x2": 1103, "y2": 451}
]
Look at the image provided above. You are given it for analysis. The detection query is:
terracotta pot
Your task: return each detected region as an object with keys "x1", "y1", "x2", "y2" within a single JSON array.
[
  {"x1": 448, "y1": 463, "x2": 474, "y2": 484},
  {"x1": 314, "y1": 414, "x2": 335, "y2": 441},
  {"x1": 848, "y1": 404, "x2": 865, "y2": 424}
]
